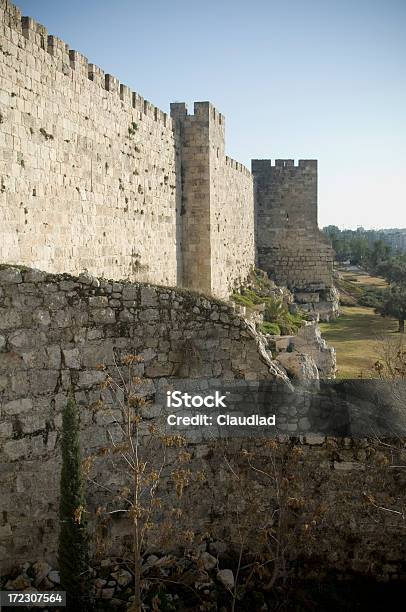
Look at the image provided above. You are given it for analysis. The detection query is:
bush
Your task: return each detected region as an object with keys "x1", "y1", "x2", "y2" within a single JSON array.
[
  {"x1": 359, "y1": 288, "x2": 386, "y2": 309},
  {"x1": 264, "y1": 297, "x2": 303, "y2": 334}
]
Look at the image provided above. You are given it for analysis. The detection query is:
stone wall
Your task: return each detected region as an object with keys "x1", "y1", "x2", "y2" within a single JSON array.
[
  {"x1": 1, "y1": 266, "x2": 405, "y2": 579},
  {"x1": 0, "y1": 1, "x2": 256, "y2": 300},
  {"x1": 171, "y1": 102, "x2": 255, "y2": 299},
  {"x1": 252, "y1": 159, "x2": 337, "y2": 319},
  {"x1": 0, "y1": 0, "x2": 181, "y2": 286},
  {"x1": 0, "y1": 264, "x2": 285, "y2": 571},
  {"x1": 203, "y1": 435, "x2": 406, "y2": 582}
]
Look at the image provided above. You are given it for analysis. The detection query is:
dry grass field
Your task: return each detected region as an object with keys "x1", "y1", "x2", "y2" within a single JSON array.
[{"x1": 320, "y1": 267, "x2": 399, "y2": 378}]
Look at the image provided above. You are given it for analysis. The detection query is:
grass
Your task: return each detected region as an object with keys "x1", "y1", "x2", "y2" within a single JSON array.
[
  {"x1": 347, "y1": 273, "x2": 387, "y2": 288},
  {"x1": 259, "y1": 321, "x2": 281, "y2": 335},
  {"x1": 321, "y1": 267, "x2": 398, "y2": 378},
  {"x1": 231, "y1": 269, "x2": 306, "y2": 335},
  {"x1": 320, "y1": 305, "x2": 398, "y2": 378}
]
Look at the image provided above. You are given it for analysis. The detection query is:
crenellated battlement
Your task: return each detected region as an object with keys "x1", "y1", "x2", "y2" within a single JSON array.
[
  {"x1": 170, "y1": 101, "x2": 248, "y2": 174},
  {"x1": 252, "y1": 159, "x2": 317, "y2": 171},
  {"x1": 252, "y1": 156, "x2": 336, "y2": 319},
  {"x1": 170, "y1": 101, "x2": 225, "y2": 127},
  {"x1": 0, "y1": 0, "x2": 171, "y2": 128},
  {"x1": 225, "y1": 156, "x2": 251, "y2": 177},
  {"x1": 0, "y1": 0, "x2": 332, "y2": 308},
  {"x1": 0, "y1": 0, "x2": 21, "y2": 29}
]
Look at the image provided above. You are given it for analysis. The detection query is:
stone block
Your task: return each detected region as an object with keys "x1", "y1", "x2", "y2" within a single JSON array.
[
  {"x1": 0, "y1": 267, "x2": 22, "y2": 284},
  {"x1": 62, "y1": 347, "x2": 81, "y2": 369},
  {"x1": 3, "y1": 397, "x2": 32, "y2": 415}
]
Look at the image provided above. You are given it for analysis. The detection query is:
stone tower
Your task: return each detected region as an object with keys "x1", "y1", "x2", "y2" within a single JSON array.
[
  {"x1": 171, "y1": 102, "x2": 255, "y2": 298},
  {"x1": 252, "y1": 159, "x2": 338, "y2": 320}
]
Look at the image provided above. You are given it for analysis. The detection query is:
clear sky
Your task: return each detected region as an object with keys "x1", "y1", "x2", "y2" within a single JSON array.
[{"x1": 17, "y1": 0, "x2": 406, "y2": 229}]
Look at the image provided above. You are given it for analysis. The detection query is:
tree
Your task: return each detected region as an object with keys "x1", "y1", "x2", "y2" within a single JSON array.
[
  {"x1": 377, "y1": 255, "x2": 406, "y2": 284},
  {"x1": 350, "y1": 236, "x2": 369, "y2": 266},
  {"x1": 58, "y1": 397, "x2": 91, "y2": 611},
  {"x1": 367, "y1": 240, "x2": 391, "y2": 270},
  {"x1": 84, "y1": 354, "x2": 193, "y2": 611},
  {"x1": 376, "y1": 284, "x2": 406, "y2": 333},
  {"x1": 376, "y1": 257, "x2": 406, "y2": 333}
]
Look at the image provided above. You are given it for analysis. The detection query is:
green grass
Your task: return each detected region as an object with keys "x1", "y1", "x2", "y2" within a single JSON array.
[
  {"x1": 320, "y1": 305, "x2": 398, "y2": 378},
  {"x1": 259, "y1": 321, "x2": 281, "y2": 335}
]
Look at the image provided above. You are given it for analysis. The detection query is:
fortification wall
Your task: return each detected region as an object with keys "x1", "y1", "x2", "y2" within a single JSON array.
[
  {"x1": 170, "y1": 102, "x2": 212, "y2": 294},
  {"x1": 0, "y1": 0, "x2": 256, "y2": 300},
  {"x1": 0, "y1": 0, "x2": 181, "y2": 286},
  {"x1": 209, "y1": 110, "x2": 255, "y2": 297},
  {"x1": 171, "y1": 102, "x2": 255, "y2": 299},
  {"x1": 252, "y1": 159, "x2": 334, "y2": 289}
]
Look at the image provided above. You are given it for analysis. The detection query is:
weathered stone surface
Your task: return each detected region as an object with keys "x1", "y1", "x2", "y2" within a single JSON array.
[
  {"x1": 77, "y1": 370, "x2": 106, "y2": 388},
  {"x1": 101, "y1": 587, "x2": 115, "y2": 599},
  {"x1": 62, "y1": 348, "x2": 80, "y2": 369},
  {"x1": 291, "y1": 323, "x2": 336, "y2": 377},
  {"x1": 277, "y1": 352, "x2": 319, "y2": 382},
  {"x1": 5, "y1": 575, "x2": 31, "y2": 590},
  {"x1": 305, "y1": 434, "x2": 325, "y2": 445},
  {"x1": 0, "y1": 309, "x2": 22, "y2": 329},
  {"x1": 48, "y1": 570, "x2": 60, "y2": 584},
  {"x1": 110, "y1": 569, "x2": 132, "y2": 587},
  {"x1": 3, "y1": 398, "x2": 32, "y2": 416},
  {"x1": 200, "y1": 552, "x2": 217, "y2": 571},
  {"x1": 0, "y1": 266, "x2": 288, "y2": 572},
  {"x1": 32, "y1": 560, "x2": 51, "y2": 586},
  {"x1": 0, "y1": 267, "x2": 22, "y2": 284},
  {"x1": 33, "y1": 309, "x2": 51, "y2": 327}
]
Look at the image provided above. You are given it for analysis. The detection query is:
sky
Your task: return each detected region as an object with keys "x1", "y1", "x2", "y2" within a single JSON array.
[{"x1": 16, "y1": 0, "x2": 406, "y2": 229}]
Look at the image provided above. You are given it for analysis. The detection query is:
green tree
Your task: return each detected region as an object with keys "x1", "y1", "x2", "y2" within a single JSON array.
[
  {"x1": 322, "y1": 226, "x2": 396, "y2": 267},
  {"x1": 367, "y1": 240, "x2": 391, "y2": 270},
  {"x1": 58, "y1": 397, "x2": 91, "y2": 611},
  {"x1": 377, "y1": 255, "x2": 406, "y2": 284},
  {"x1": 376, "y1": 257, "x2": 406, "y2": 333},
  {"x1": 377, "y1": 284, "x2": 406, "y2": 333},
  {"x1": 350, "y1": 236, "x2": 370, "y2": 265}
]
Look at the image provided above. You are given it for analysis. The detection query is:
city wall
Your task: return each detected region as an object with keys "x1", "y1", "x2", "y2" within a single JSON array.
[
  {"x1": 0, "y1": 0, "x2": 181, "y2": 286},
  {"x1": 0, "y1": 1, "x2": 255, "y2": 300}
]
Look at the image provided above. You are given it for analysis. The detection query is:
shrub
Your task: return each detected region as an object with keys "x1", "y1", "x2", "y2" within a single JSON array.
[
  {"x1": 359, "y1": 288, "x2": 386, "y2": 309},
  {"x1": 264, "y1": 297, "x2": 303, "y2": 335}
]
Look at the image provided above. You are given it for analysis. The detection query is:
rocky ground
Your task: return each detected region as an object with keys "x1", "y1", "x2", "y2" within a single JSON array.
[
  {"x1": 1, "y1": 544, "x2": 260, "y2": 611},
  {"x1": 3, "y1": 547, "x2": 405, "y2": 612}
]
